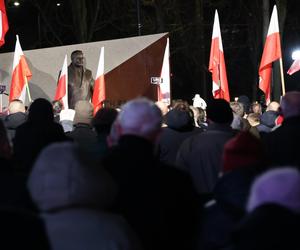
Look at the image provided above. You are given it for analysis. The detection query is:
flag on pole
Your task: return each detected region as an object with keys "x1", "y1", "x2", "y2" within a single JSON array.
[
  {"x1": 259, "y1": 5, "x2": 282, "y2": 104},
  {"x1": 209, "y1": 10, "x2": 230, "y2": 102},
  {"x1": 287, "y1": 59, "x2": 300, "y2": 75},
  {"x1": 0, "y1": 0, "x2": 9, "y2": 47},
  {"x1": 54, "y1": 55, "x2": 68, "y2": 109},
  {"x1": 92, "y1": 47, "x2": 105, "y2": 115},
  {"x1": 157, "y1": 37, "x2": 171, "y2": 105},
  {"x1": 9, "y1": 35, "x2": 32, "y2": 103}
]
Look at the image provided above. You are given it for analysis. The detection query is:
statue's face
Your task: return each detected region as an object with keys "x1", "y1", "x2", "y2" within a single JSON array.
[{"x1": 72, "y1": 52, "x2": 84, "y2": 67}]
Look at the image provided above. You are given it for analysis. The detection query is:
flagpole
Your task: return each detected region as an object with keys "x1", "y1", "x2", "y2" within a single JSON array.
[
  {"x1": 24, "y1": 76, "x2": 32, "y2": 103},
  {"x1": 279, "y1": 58, "x2": 286, "y2": 95}
]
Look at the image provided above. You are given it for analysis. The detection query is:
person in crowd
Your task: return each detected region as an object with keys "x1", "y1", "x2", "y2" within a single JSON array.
[
  {"x1": 155, "y1": 101, "x2": 169, "y2": 126},
  {"x1": 256, "y1": 109, "x2": 278, "y2": 136},
  {"x1": 2, "y1": 99, "x2": 27, "y2": 145},
  {"x1": 0, "y1": 208, "x2": 50, "y2": 249},
  {"x1": 102, "y1": 97, "x2": 200, "y2": 250},
  {"x1": 176, "y1": 99, "x2": 236, "y2": 200},
  {"x1": 251, "y1": 102, "x2": 262, "y2": 115},
  {"x1": 92, "y1": 107, "x2": 118, "y2": 157},
  {"x1": 28, "y1": 142, "x2": 142, "y2": 250},
  {"x1": 0, "y1": 119, "x2": 12, "y2": 161},
  {"x1": 247, "y1": 167, "x2": 300, "y2": 213},
  {"x1": 246, "y1": 112, "x2": 261, "y2": 138},
  {"x1": 156, "y1": 107, "x2": 202, "y2": 166},
  {"x1": 197, "y1": 131, "x2": 265, "y2": 250},
  {"x1": 52, "y1": 100, "x2": 63, "y2": 123},
  {"x1": 247, "y1": 113, "x2": 260, "y2": 127},
  {"x1": 263, "y1": 91, "x2": 300, "y2": 167},
  {"x1": 192, "y1": 94, "x2": 207, "y2": 110},
  {"x1": 189, "y1": 106, "x2": 201, "y2": 127},
  {"x1": 266, "y1": 101, "x2": 280, "y2": 112},
  {"x1": 13, "y1": 98, "x2": 67, "y2": 174},
  {"x1": 230, "y1": 101, "x2": 251, "y2": 131},
  {"x1": 67, "y1": 100, "x2": 99, "y2": 157},
  {"x1": 231, "y1": 167, "x2": 300, "y2": 250},
  {"x1": 67, "y1": 50, "x2": 94, "y2": 109},
  {"x1": 237, "y1": 95, "x2": 251, "y2": 115}
]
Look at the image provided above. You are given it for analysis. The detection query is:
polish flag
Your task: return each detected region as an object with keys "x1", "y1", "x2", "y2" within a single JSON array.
[
  {"x1": 287, "y1": 59, "x2": 300, "y2": 75},
  {"x1": 157, "y1": 38, "x2": 171, "y2": 105},
  {"x1": 209, "y1": 10, "x2": 230, "y2": 102},
  {"x1": 54, "y1": 55, "x2": 68, "y2": 109},
  {"x1": 0, "y1": 0, "x2": 9, "y2": 47},
  {"x1": 259, "y1": 5, "x2": 282, "y2": 104},
  {"x1": 92, "y1": 47, "x2": 105, "y2": 115},
  {"x1": 9, "y1": 35, "x2": 32, "y2": 103}
]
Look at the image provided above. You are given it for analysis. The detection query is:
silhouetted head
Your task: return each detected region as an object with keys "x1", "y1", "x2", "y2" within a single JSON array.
[
  {"x1": 206, "y1": 99, "x2": 233, "y2": 125},
  {"x1": 279, "y1": 91, "x2": 300, "y2": 119},
  {"x1": 28, "y1": 98, "x2": 54, "y2": 123},
  {"x1": 92, "y1": 107, "x2": 118, "y2": 134}
]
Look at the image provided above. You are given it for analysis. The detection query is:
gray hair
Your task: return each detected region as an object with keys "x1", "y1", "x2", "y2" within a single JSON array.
[{"x1": 117, "y1": 97, "x2": 162, "y2": 141}]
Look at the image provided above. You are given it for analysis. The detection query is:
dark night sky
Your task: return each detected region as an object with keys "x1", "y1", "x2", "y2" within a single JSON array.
[{"x1": 1, "y1": 0, "x2": 300, "y2": 102}]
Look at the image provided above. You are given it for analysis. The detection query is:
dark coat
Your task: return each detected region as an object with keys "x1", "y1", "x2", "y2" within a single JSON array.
[
  {"x1": 157, "y1": 109, "x2": 203, "y2": 166},
  {"x1": 257, "y1": 111, "x2": 278, "y2": 135},
  {"x1": 13, "y1": 121, "x2": 67, "y2": 174},
  {"x1": 176, "y1": 123, "x2": 236, "y2": 195},
  {"x1": 263, "y1": 116, "x2": 300, "y2": 168},
  {"x1": 197, "y1": 167, "x2": 258, "y2": 250},
  {"x1": 102, "y1": 135, "x2": 201, "y2": 250},
  {"x1": 231, "y1": 204, "x2": 300, "y2": 250},
  {"x1": 3, "y1": 112, "x2": 27, "y2": 144}
]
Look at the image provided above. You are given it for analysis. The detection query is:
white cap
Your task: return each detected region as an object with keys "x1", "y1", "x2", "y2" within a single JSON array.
[{"x1": 193, "y1": 94, "x2": 207, "y2": 109}]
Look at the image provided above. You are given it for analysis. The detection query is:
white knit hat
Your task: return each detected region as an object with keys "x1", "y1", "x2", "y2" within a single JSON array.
[{"x1": 28, "y1": 142, "x2": 117, "y2": 211}]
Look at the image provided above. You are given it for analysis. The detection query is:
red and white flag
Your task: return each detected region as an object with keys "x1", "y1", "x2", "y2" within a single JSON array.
[
  {"x1": 209, "y1": 10, "x2": 230, "y2": 102},
  {"x1": 0, "y1": 0, "x2": 9, "y2": 47},
  {"x1": 259, "y1": 5, "x2": 282, "y2": 104},
  {"x1": 9, "y1": 35, "x2": 32, "y2": 103},
  {"x1": 287, "y1": 59, "x2": 300, "y2": 75},
  {"x1": 157, "y1": 38, "x2": 171, "y2": 105},
  {"x1": 54, "y1": 55, "x2": 68, "y2": 109},
  {"x1": 92, "y1": 47, "x2": 105, "y2": 115}
]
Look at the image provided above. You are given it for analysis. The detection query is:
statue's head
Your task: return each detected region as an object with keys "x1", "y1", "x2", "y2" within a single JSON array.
[{"x1": 71, "y1": 50, "x2": 84, "y2": 68}]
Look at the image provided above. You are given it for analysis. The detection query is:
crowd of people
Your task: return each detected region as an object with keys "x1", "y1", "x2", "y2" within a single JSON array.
[{"x1": 0, "y1": 91, "x2": 299, "y2": 250}]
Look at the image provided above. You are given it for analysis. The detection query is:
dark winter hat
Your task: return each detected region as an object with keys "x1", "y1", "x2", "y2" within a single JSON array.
[
  {"x1": 92, "y1": 107, "x2": 118, "y2": 134},
  {"x1": 238, "y1": 95, "x2": 251, "y2": 114},
  {"x1": 165, "y1": 108, "x2": 193, "y2": 130},
  {"x1": 206, "y1": 99, "x2": 233, "y2": 124},
  {"x1": 222, "y1": 131, "x2": 264, "y2": 173},
  {"x1": 28, "y1": 98, "x2": 54, "y2": 123}
]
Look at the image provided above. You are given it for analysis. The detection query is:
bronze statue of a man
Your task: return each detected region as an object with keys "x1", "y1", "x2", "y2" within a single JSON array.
[{"x1": 68, "y1": 50, "x2": 94, "y2": 109}]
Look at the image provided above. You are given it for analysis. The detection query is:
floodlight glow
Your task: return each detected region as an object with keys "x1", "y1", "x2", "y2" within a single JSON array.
[
  {"x1": 14, "y1": 1, "x2": 20, "y2": 6},
  {"x1": 292, "y1": 50, "x2": 300, "y2": 60},
  {"x1": 57, "y1": 3, "x2": 61, "y2": 6}
]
